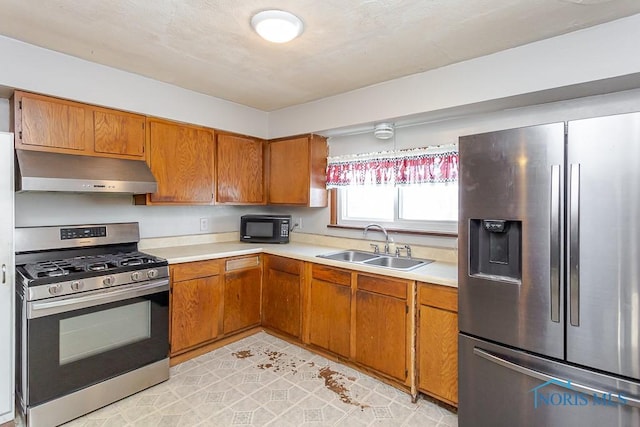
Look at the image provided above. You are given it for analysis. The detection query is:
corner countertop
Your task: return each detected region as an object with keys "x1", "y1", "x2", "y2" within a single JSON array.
[{"x1": 144, "y1": 242, "x2": 458, "y2": 288}]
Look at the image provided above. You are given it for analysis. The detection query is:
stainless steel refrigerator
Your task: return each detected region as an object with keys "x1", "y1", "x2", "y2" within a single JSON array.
[{"x1": 458, "y1": 112, "x2": 640, "y2": 426}]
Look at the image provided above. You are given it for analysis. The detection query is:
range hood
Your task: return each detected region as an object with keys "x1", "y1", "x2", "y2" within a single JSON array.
[{"x1": 15, "y1": 150, "x2": 158, "y2": 194}]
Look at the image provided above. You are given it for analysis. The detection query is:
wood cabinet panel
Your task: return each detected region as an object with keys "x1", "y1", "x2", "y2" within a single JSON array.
[
  {"x1": 262, "y1": 255, "x2": 302, "y2": 338},
  {"x1": 216, "y1": 134, "x2": 264, "y2": 204},
  {"x1": 223, "y1": 267, "x2": 262, "y2": 334},
  {"x1": 267, "y1": 134, "x2": 327, "y2": 207},
  {"x1": 308, "y1": 276, "x2": 351, "y2": 358},
  {"x1": 357, "y1": 274, "x2": 407, "y2": 299},
  {"x1": 93, "y1": 109, "x2": 145, "y2": 157},
  {"x1": 17, "y1": 92, "x2": 91, "y2": 152},
  {"x1": 171, "y1": 275, "x2": 222, "y2": 354},
  {"x1": 311, "y1": 264, "x2": 351, "y2": 287},
  {"x1": 147, "y1": 119, "x2": 215, "y2": 204},
  {"x1": 171, "y1": 260, "x2": 221, "y2": 282},
  {"x1": 417, "y1": 282, "x2": 458, "y2": 406},
  {"x1": 354, "y1": 289, "x2": 407, "y2": 381},
  {"x1": 268, "y1": 137, "x2": 309, "y2": 205}
]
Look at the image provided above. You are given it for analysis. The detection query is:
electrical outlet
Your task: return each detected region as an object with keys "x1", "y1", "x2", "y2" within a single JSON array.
[
  {"x1": 199, "y1": 217, "x2": 209, "y2": 231},
  {"x1": 296, "y1": 217, "x2": 303, "y2": 230}
]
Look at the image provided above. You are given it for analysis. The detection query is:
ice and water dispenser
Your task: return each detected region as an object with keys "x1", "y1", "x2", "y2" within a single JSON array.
[{"x1": 469, "y1": 219, "x2": 522, "y2": 283}]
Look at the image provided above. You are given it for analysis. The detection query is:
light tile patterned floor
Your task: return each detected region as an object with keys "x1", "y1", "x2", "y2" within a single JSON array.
[{"x1": 62, "y1": 332, "x2": 458, "y2": 426}]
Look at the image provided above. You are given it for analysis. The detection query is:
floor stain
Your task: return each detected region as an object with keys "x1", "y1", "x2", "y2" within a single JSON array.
[
  {"x1": 318, "y1": 366, "x2": 368, "y2": 409},
  {"x1": 231, "y1": 350, "x2": 253, "y2": 359}
]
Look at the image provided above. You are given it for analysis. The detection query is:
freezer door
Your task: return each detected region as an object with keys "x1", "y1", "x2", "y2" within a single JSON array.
[
  {"x1": 567, "y1": 112, "x2": 640, "y2": 380},
  {"x1": 459, "y1": 334, "x2": 640, "y2": 427},
  {"x1": 459, "y1": 123, "x2": 565, "y2": 358}
]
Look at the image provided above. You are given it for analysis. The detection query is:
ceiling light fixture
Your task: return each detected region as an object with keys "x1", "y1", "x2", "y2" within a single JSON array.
[
  {"x1": 374, "y1": 123, "x2": 395, "y2": 140},
  {"x1": 251, "y1": 10, "x2": 304, "y2": 43}
]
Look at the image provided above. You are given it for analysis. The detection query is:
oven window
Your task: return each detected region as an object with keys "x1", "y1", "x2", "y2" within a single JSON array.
[
  {"x1": 59, "y1": 300, "x2": 151, "y2": 365},
  {"x1": 247, "y1": 222, "x2": 273, "y2": 237}
]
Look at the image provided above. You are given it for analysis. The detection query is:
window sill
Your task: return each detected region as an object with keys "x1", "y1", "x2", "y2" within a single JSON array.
[{"x1": 326, "y1": 224, "x2": 458, "y2": 238}]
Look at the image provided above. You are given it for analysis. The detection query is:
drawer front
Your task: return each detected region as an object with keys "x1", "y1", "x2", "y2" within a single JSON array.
[
  {"x1": 311, "y1": 264, "x2": 351, "y2": 287},
  {"x1": 418, "y1": 282, "x2": 458, "y2": 312},
  {"x1": 266, "y1": 255, "x2": 302, "y2": 275},
  {"x1": 171, "y1": 259, "x2": 221, "y2": 282},
  {"x1": 226, "y1": 255, "x2": 261, "y2": 272},
  {"x1": 357, "y1": 274, "x2": 408, "y2": 299}
]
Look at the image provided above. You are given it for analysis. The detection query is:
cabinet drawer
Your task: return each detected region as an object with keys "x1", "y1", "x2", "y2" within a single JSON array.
[
  {"x1": 418, "y1": 282, "x2": 458, "y2": 312},
  {"x1": 226, "y1": 255, "x2": 261, "y2": 272},
  {"x1": 357, "y1": 274, "x2": 408, "y2": 299},
  {"x1": 171, "y1": 260, "x2": 221, "y2": 282},
  {"x1": 311, "y1": 264, "x2": 351, "y2": 287},
  {"x1": 267, "y1": 255, "x2": 301, "y2": 275}
]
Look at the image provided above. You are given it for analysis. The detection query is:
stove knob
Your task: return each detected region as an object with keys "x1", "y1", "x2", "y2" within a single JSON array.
[
  {"x1": 103, "y1": 276, "x2": 115, "y2": 286},
  {"x1": 48, "y1": 284, "x2": 62, "y2": 295},
  {"x1": 70, "y1": 281, "x2": 84, "y2": 291},
  {"x1": 131, "y1": 271, "x2": 141, "y2": 281},
  {"x1": 147, "y1": 269, "x2": 158, "y2": 279}
]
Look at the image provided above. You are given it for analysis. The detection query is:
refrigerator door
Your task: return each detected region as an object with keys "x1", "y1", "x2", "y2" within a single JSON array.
[
  {"x1": 459, "y1": 334, "x2": 640, "y2": 427},
  {"x1": 566, "y1": 112, "x2": 640, "y2": 380},
  {"x1": 459, "y1": 123, "x2": 565, "y2": 358}
]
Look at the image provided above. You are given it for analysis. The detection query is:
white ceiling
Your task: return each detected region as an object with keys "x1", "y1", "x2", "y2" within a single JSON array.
[{"x1": 1, "y1": 0, "x2": 639, "y2": 111}]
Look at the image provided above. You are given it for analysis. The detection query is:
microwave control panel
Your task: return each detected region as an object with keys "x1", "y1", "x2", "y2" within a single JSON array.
[{"x1": 281, "y1": 221, "x2": 290, "y2": 237}]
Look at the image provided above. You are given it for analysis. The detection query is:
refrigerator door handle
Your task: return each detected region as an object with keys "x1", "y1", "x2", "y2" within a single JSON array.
[
  {"x1": 550, "y1": 165, "x2": 561, "y2": 323},
  {"x1": 569, "y1": 163, "x2": 580, "y2": 326},
  {"x1": 474, "y1": 347, "x2": 640, "y2": 408}
]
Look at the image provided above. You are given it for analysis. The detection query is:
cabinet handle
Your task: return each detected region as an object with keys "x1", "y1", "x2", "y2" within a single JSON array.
[{"x1": 1, "y1": 264, "x2": 6, "y2": 284}]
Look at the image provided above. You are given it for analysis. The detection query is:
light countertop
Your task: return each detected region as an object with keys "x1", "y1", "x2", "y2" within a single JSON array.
[{"x1": 145, "y1": 242, "x2": 458, "y2": 288}]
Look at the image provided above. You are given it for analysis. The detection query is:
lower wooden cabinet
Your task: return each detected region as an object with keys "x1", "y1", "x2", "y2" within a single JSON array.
[
  {"x1": 170, "y1": 260, "x2": 223, "y2": 355},
  {"x1": 354, "y1": 274, "x2": 410, "y2": 382},
  {"x1": 417, "y1": 282, "x2": 458, "y2": 406},
  {"x1": 308, "y1": 264, "x2": 351, "y2": 358},
  {"x1": 223, "y1": 255, "x2": 262, "y2": 334},
  {"x1": 262, "y1": 255, "x2": 303, "y2": 338}
]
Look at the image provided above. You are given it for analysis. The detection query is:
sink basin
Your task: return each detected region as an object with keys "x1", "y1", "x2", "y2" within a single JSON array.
[
  {"x1": 363, "y1": 256, "x2": 431, "y2": 270},
  {"x1": 317, "y1": 250, "x2": 379, "y2": 262},
  {"x1": 316, "y1": 250, "x2": 433, "y2": 271}
]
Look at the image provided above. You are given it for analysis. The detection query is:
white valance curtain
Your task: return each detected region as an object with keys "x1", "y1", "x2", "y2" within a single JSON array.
[{"x1": 326, "y1": 145, "x2": 458, "y2": 188}]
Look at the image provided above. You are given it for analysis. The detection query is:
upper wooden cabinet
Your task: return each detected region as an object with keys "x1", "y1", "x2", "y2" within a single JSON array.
[
  {"x1": 267, "y1": 134, "x2": 328, "y2": 207},
  {"x1": 136, "y1": 118, "x2": 215, "y2": 205},
  {"x1": 216, "y1": 133, "x2": 265, "y2": 204},
  {"x1": 12, "y1": 91, "x2": 145, "y2": 160}
]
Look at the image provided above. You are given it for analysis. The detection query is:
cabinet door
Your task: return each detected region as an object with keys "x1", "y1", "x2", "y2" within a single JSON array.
[
  {"x1": 94, "y1": 109, "x2": 145, "y2": 158},
  {"x1": 16, "y1": 92, "x2": 91, "y2": 153},
  {"x1": 308, "y1": 265, "x2": 351, "y2": 357},
  {"x1": 223, "y1": 267, "x2": 262, "y2": 334},
  {"x1": 171, "y1": 275, "x2": 222, "y2": 354},
  {"x1": 418, "y1": 283, "x2": 458, "y2": 406},
  {"x1": 262, "y1": 256, "x2": 302, "y2": 338},
  {"x1": 216, "y1": 134, "x2": 264, "y2": 204},
  {"x1": 148, "y1": 120, "x2": 214, "y2": 204},
  {"x1": 268, "y1": 137, "x2": 309, "y2": 205},
  {"x1": 355, "y1": 289, "x2": 407, "y2": 381}
]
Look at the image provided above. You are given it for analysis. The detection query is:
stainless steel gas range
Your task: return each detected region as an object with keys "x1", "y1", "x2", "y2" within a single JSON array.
[{"x1": 15, "y1": 222, "x2": 170, "y2": 427}]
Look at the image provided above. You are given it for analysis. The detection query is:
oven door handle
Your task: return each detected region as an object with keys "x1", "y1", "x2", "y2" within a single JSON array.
[{"x1": 28, "y1": 279, "x2": 169, "y2": 319}]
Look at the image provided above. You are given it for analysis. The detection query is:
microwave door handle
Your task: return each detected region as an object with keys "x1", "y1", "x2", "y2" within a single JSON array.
[{"x1": 28, "y1": 279, "x2": 169, "y2": 319}]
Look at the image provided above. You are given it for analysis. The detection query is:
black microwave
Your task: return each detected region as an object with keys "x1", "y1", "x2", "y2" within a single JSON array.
[{"x1": 240, "y1": 214, "x2": 291, "y2": 243}]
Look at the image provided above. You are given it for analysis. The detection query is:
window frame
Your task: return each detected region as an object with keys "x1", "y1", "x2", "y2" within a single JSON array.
[{"x1": 331, "y1": 185, "x2": 458, "y2": 235}]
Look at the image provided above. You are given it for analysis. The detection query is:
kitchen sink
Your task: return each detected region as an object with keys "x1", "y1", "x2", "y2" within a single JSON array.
[
  {"x1": 316, "y1": 250, "x2": 433, "y2": 271},
  {"x1": 362, "y1": 256, "x2": 429, "y2": 270},
  {"x1": 317, "y1": 250, "x2": 380, "y2": 262}
]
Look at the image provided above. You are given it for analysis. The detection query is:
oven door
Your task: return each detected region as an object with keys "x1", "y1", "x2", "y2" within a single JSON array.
[{"x1": 24, "y1": 279, "x2": 169, "y2": 407}]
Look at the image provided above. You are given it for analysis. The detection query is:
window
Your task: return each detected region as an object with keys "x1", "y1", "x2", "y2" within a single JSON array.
[
  {"x1": 327, "y1": 146, "x2": 458, "y2": 234},
  {"x1": 337, "y1": 183, "x2": 458, "y2": 233}
]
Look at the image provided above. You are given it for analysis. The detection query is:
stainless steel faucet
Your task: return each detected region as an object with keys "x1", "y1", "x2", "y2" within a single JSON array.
[{"x1": 363, "y1": 223, "x2": 392, "y2": 254}]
